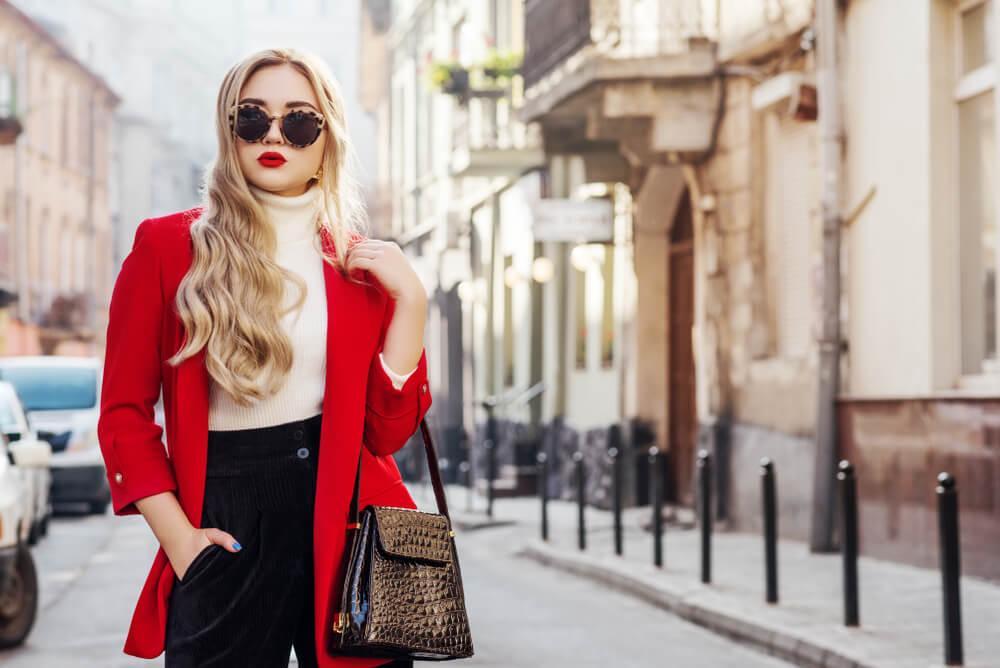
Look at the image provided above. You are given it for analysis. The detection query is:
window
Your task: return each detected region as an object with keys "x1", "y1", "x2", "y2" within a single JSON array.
[
  {"x1": 503, "y1": 254, "x2": 514, "y2": 387},
  {"x1": 574, "y1": 264, "x2": 587, "y2": 370},
  {"x1": 600, "y1": 243, "x2": 615, "y2": 368},
  {"x1": 957, "y1": 0, "x2": 998, "y2": 374}
]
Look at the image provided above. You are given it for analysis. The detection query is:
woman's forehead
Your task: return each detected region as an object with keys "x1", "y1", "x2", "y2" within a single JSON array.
[{"x1": 240, "y1": 64, "x2": 319, "y2": 109}]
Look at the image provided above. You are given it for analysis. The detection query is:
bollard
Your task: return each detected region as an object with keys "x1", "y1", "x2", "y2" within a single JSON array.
[
  {"x1": 573, "y1": 451, "x2": 586, "y2": 550},
  {"x1": 484, "y1": 439, "x2": 496, "y2": 519},
  {"x1": 838, "y1": 460, "x2": 859, "y2": 626},
  {"x1": 537, "y1": 452, "x2": 549, "y2": 542},
  {"x1": 937, "y1": 472, "x2": 964, "y2": 666},
  {"x1": 484, "y1": 400, "x2": 498, "y2": 518},
  {"x1": 649, "y1": 446, "x2": 663, "y2": 568},
  {"x1": 458, "y1": 460, "x2": 472, "y2": 513},
  {"x1": 697, "y1": 449, "x2": 712, "y2": 584},
  {"x1": 760, "y1": 457, "x2": 778, "y2": 603},
  {"x1": 609, "y1": 446, "x2": 623, "y2": 556}
]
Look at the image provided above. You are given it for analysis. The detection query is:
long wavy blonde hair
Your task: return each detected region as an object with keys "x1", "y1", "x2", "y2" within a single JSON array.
[{"x1": 166, "y1": 47, "x2": 369, "y2": 405}]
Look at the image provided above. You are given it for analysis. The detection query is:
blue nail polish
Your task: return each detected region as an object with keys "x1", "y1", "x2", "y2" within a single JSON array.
[{"x1": 233, "y1": 542, "x2": 242, "y2": 551}]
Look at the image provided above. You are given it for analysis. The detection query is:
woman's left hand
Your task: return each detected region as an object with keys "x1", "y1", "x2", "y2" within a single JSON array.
[{"x1": 345, "y1": 239, "x2": 426, "y2": 304}]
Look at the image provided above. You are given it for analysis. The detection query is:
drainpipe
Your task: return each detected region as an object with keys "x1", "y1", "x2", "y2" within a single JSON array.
[{"x1": 810, "y1": 0, "x2": 844, "y2": 552}]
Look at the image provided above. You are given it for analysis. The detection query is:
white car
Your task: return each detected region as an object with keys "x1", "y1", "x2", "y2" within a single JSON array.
[
  {"x1": 0, "y1": 356, "x2": 108, "y2": 515},
  {"x1": 0, "y1": 381, "x2": 53, "y2": 544},
  {"x1": 0, "y1": 430, "x2": 38, "y2": 648}
]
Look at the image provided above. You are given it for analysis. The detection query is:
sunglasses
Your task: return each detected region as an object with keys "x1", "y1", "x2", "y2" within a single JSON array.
[{"x1": 229, "y1": 103, "x2": 326, "y2": 148}]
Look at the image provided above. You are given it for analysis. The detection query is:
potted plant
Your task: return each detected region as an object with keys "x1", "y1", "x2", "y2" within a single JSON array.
[
  {"x1": 480, "y1": 49, "x2": 522, "y2": 82},
  {"x1": 427, "y1": 60, "x2": 469, "y2": 97}
]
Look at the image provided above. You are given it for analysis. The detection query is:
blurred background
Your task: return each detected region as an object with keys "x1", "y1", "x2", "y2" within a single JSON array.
[{"x1": 0, "y1": 0, "x2": 998, "y2": 666}]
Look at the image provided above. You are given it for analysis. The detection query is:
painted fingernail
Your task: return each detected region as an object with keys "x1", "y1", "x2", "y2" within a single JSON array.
[{"x1": 233, "y1": 542, "x2": 242, "y2": 551}]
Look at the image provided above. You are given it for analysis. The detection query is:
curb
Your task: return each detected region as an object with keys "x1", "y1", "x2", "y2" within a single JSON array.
[
  {"x1": 518, "y1": 540, "x2": 877, "y2": 668},
  {"x1": 449, "y1": 513, "x2": 517, "y2": 532}
]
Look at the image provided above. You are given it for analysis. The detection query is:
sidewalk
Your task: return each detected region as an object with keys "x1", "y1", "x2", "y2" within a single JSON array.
[{"x1": 426, "y1": 483, "x2": 998, "y2": 668}]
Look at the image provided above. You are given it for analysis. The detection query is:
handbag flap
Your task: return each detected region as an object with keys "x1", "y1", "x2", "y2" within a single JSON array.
[{"x1": 371, "y1": 506, "x2": 452, "y2": 564}]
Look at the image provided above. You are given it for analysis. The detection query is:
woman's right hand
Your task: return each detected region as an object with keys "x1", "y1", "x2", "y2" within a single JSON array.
[{"x1": 170, "y1": 526, "x2": 242, "y2": 581}]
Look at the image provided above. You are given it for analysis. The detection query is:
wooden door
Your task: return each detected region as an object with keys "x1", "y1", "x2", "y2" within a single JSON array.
[{"x1": 668, "y1": 190, "x2": 696, "y2": 506}]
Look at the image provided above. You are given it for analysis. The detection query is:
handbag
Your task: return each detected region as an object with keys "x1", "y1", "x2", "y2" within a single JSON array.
[{"x1": 329, "y1": 418, "x2": 475, "y2": 661}]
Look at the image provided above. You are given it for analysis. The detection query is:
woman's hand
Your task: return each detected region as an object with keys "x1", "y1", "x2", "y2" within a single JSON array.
[
  {"x1": 169, "y1": 526, "x2": 242, "y2": 581},
  {"x1": 345, "y1": 239, "x2": 427, "y2": 304}
]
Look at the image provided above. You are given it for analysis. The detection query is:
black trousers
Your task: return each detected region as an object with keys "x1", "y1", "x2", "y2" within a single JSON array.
[
  {"x1": 164, "y1": 412, "x2": 324, "y2": 667},
  {"x1": 163, "y1": 413, "x2": 415, "y2": 667}
]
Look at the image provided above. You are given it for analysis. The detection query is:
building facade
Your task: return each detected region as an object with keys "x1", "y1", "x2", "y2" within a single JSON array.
[
  {"x1": 0, "y1": 0, "x2": 119, "y2": 355},
  {"x1": 373, "y1": 0, "x2": 1000, "y2": 580}
]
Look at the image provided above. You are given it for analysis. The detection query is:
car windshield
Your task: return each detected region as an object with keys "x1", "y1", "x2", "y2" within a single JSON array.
[{"x1": 0, "y1": 366, "x2": 98, "y2": 411}]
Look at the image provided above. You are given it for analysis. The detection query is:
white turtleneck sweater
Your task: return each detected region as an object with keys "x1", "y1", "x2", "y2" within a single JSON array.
[{"x1": 207, "y1": 182, "x2": 415, "y2": 431}]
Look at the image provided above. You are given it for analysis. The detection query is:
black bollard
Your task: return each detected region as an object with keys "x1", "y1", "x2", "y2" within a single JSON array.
[
  {"x1": 761, "y1": 457, "x2": 778, "y2": 603},
  {"x1": 838, "y1": 460, "x2": 859, "y2": 626},
  {"x1": 937, "y1": 472, "x2": 963, "y2": 666},
  {"x1": 697, "y1": 449, "x2": 712, "y2": 584},
  {"x1": 573, "y1": 451, "x2": 585, "y2": 550},
  {"x1": 609, "y1": 446, "x2": 623, "y2": 556},
  {"x1": 484, "y1": 439, "x2": 495, "y2": 518},
  {"x1": 649, "y1": 446, "x2": 663, "y2": 568},
  {"x1": 458, "y1": 460, "x2": 472, "y2": 512},
  {"x1": 483, "y1": 399, "x2": 498, "y2": 518},
  {"x1": 537, "y1": 451, "x2": 549, "y2": 542}
]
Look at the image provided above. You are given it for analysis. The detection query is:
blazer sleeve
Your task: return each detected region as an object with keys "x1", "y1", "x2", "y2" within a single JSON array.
[
  {"x1": 363, "y1": 294, "x2": 432, "y2": 457},
  {"x1": 97, "y1": 218, "x2": 178, "y2": 516}
]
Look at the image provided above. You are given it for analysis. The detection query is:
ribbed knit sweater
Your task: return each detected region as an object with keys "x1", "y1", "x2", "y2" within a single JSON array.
[{"x1": 207, "y1": 182, "x2": 414, "y2": 431}]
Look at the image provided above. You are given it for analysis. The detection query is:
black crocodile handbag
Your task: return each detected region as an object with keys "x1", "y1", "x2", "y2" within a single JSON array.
[{"x1": 329, "y1": 418, "x2": 474, "y2": 661}]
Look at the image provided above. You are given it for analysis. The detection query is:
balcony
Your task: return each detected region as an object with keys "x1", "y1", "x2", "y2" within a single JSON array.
[
  {"x1": 450, "y1": 97, "x2": 544, "y2": 179},
  {"x1": 521, "y1": 0, "x2": 719, "y2": 162}
]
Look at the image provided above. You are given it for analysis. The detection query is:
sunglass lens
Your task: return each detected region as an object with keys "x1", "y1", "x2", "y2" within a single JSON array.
[
  {"x1": 235, "y1": 106, "x2": 269, "y2": 142},
  {"x1": 282, "y1": 111, "x2": 321, "y2": 147}
]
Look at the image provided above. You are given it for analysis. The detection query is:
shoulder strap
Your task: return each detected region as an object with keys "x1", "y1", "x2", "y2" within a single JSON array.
[{"x1": 346, "y1": 418, "x2": 450, "y2": 527}]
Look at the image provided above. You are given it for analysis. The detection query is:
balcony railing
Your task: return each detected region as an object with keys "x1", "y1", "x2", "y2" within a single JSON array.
[{"x1": 524, "y1": 0, "x2": 714, "y2": 88}]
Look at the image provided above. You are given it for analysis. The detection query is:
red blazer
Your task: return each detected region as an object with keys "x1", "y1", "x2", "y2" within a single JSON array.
[{"x1": 96, "y1": 208, "x2": 432, "y2": 666}]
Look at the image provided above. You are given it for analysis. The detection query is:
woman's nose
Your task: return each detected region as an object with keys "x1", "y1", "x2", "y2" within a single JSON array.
[{"x1": 263, "y1": 116, "x2": 283, "y2": 144}]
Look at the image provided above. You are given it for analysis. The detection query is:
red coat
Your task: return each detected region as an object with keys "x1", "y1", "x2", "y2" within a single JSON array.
[{"x1": 96, "y1": 208, "x2": 433, "y2": 666}]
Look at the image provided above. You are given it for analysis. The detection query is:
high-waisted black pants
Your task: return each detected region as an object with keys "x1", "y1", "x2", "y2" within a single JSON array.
[{"x1": 163, "y1": 413, "x2": 414, "y2": 668}]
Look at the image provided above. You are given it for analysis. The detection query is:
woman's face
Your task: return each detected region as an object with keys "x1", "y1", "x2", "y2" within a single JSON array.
[{"x1": 234, "y1": 63, "x2": 327, "y2": 197}]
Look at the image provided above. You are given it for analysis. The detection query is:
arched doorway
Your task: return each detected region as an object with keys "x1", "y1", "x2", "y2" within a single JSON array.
[{"x1": 668, "y1": 189, "x2": 696, "y2": 506}]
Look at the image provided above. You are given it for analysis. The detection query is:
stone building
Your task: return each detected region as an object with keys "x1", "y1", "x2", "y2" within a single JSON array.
[
  {"x1": 369, "y1": 0, "x2": 1000, "y2": 581},
  {"x1": 0, "y1": 0, "x2": 119, "y2": 355}
]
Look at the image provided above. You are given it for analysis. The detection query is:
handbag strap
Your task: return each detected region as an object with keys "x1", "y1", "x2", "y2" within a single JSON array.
[{"x1": 346, "y1": 418, "x2": 450, "y2": 528}]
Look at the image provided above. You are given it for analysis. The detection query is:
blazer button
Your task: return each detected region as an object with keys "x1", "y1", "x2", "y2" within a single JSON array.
[
  {"x1": 421, "y1": 384, "x2": 428, "y2": 393},
  {"x1": 114, "y1": 472, "x2": 124, "y2": 484}
]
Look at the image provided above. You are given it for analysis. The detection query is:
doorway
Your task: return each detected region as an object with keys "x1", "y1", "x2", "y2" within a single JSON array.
[{"x1": 667, "y1": 189, "x2": 696, "y2": 505}]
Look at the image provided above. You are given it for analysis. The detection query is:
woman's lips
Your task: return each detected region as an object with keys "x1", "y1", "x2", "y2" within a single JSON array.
[{"x1": 257, "y1": 152, "x2": 286, "y2": 167}]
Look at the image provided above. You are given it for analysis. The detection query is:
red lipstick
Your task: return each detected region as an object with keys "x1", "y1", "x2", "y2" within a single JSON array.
[{"x1": 257, "y1": 151, "x2": 286, "y2": 168}]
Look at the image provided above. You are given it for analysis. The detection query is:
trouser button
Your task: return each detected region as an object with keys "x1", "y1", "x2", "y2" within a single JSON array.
[{"x1": 296, "y1": 447, "x2": 310, "y2": 459}]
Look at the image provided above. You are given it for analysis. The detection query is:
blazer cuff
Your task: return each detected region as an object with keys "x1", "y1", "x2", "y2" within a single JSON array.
[
  {"x1": 379, "y1": 352, "x2": 417, "y2": 391},
  {"x1": 106, "y1": 441, "x2": 179, "y2": 516},
  {"x1": 367, "y1": 347, "x2": 429, "y2": 419}
]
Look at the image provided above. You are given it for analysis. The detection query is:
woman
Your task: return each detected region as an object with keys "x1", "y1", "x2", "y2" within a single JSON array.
[{"x1": 96, "y1": 48, "x2": 431, "y2": 667}]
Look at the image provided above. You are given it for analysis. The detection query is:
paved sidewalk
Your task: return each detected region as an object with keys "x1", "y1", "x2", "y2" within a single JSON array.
[{"x1": 425, "y1": 483, "x2": 999, "y2": 668}]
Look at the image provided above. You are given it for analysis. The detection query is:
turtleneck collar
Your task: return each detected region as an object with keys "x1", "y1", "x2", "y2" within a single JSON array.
[{"x1": 249, "y1": 182, "x2": 320, "y2": 247}]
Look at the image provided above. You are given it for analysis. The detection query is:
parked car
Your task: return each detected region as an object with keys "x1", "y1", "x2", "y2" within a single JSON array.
[
  {"x1": 0, "y1": 431, "x2": 38, "y2": 648},
  {"x1": 0, "y1": 381, "x2": 53, "y2": 544},
  {"x1": 0, "y1": 357, "x2": 109, "y2": 515}
]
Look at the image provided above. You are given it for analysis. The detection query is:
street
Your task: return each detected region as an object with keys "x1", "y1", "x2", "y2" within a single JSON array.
[{"x1": 0, "y1": 507, "x2": 793, "y2": 667}]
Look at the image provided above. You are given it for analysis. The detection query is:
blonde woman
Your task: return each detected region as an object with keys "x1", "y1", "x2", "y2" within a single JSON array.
[{"x1": 97, "y1": 48, "x2": 431, "y2": 667}]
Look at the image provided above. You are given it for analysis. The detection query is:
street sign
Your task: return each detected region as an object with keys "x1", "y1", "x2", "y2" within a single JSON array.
[{"x1": 530, "y1": 198, "x2": 613, "y2": 242}]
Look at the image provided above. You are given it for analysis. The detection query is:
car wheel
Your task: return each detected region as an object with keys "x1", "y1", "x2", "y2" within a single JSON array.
[{"x1": 0, "y1": 544, "x2": 39, "y2": 648}]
